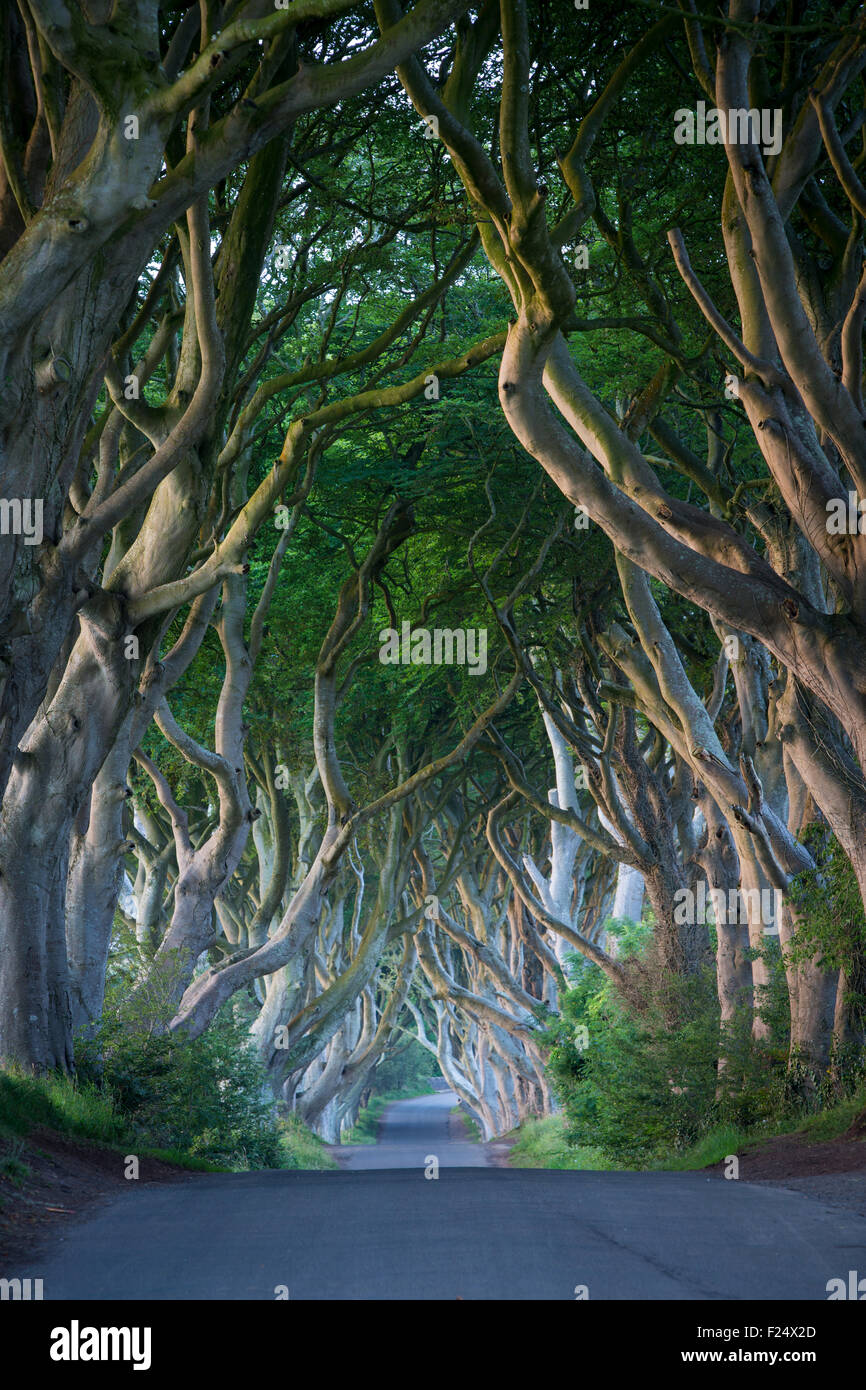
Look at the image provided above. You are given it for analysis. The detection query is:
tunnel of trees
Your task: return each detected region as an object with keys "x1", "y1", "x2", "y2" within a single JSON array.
[{"x1": 1, "y1": 0, "x2": 865, "y2": 1163}]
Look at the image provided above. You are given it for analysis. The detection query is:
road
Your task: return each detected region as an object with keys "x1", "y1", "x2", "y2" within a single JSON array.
[
  {"x1": 336, "y1": 1090, "x2": 487, "y2": 1169},
  {"x1": 19, "y1": 1094, "x2": 866, "y2": 1300}
]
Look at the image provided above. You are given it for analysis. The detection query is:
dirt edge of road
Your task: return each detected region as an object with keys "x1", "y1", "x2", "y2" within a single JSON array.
[
  {"x1": 704, "y1": 1121, "x2": 866, "y2": 1217},
  {"x1": 706, "y1": 1122, "x2": 866, "y2": 1182},
  {"x1": 0, "y1": 1126, "x2": 197, "y2": 1268}
]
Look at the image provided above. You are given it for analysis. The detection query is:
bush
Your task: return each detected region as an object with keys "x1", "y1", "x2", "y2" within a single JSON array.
[
  {"x1": 77, "y1": 986, "x2": 285, "y2": 1171},
  {"x1": 507, "y1": 1115, "x2": 614, "y2": 1170},
  {"x1": 548, "y1": 931, "x2": 793, "y2": 1166}
]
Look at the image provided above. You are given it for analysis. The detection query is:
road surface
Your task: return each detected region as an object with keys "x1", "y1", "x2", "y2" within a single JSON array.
[
  {"x1": 18, "y1": 1094, "x2": 866, "y2": 1300},
  {"x1": 336, "y1": 1090, "x2": 486, "y2": 1169}
]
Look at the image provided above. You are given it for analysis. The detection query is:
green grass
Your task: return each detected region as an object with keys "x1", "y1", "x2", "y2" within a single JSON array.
[
  {"x1": 0, "y1": 1137, "x2": 30, "y2": 1185},
  {"x1": 0, "y1": 1068, "x2": 230, "y2": 1172},
  {"x1": 342, "y1": 1082, "x2": 435, "y2": 1145},
  {"x1": 506, "y1": 1115, "x2": 617, "y2": 1170},
  {"x1": 129, "y1": 1148, "x2": 227, "y2": 1172},
  {"x1": 453, "y1": 1106, "x2": 481, "y2": 1142},
  {"x1": 651, "y1": 1123, "x2": 752, "y2": 1171},
  {"x1": 278, "y1": 1114, "x2": 337, "y2": 1170},
  {"x1": 507, "y1": 1088, "x2": 866, "y2": 1174},
  {"x1": 0, "y1": 1068, "x2": 125, "y2": 1144},
  {"x1": 343, "y1": 1096, "x2": 391, "y2": 1144},
  {"x1": 654, "y1": 1083, "x2": 866, "y2": 1171},
  {"x1": 0, "y1": 1068, "x2": 438, "y2": 1173},
  {"x1": 796, "y1": 1086, "x2": 866, "y2": 1141},
  {"x1": 0, "y1": 1067, "x2": 346, "y2": 1174}
]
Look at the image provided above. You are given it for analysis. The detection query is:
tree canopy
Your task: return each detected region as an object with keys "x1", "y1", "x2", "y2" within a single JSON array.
[{"x1": 1, "y1": 0, "x2": 865, "y2": 1153}]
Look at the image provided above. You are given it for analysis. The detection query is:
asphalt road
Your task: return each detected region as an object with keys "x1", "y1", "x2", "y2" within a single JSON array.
[
  {"x1": 18, "y1": 1094, "x2": 866, "y2": 1300},
  {"x1": 336, "y1": 1090, "x2": 487, "y2": 1169}
]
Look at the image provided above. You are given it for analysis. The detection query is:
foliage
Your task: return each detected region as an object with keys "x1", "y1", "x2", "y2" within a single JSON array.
[
  {"x1": 788, "y1": 825, "x2": 866, "y2": 982},
  {"x1": 4, "y1": 0, "x2": 865, "y2": 1169},
  {"x1": 657, "y1": 1079, "x2": 866, "y2": 1171},
  {"x1": 367, "y1": 1039, "x2": 435, "y2": 1099},
  {"x1": 651, "y1": 1123, "x2": 752, "y2": 1172},
  {"x1": 548, "y1": 941, "x2": 794, "y2": 1166},
  {"x1": 0, "y1": 1067, "x2": 126, "y2": 1145},
  {"x1": 77, "y1": 982, "x2": 286, "y2": 1171},
  {"x1": 453, "y1": 1106, "x2": 481, "y2": 1142},
  {"x1": 0, "y1": 1068, "x2": 225, "y2": 1173},
  {"x1": 277, "y1": 1114, "x2": 338, "y2": 1171},
  {"x1": 506, "y1": 1115, "x2": 615, "y2": 1170}
]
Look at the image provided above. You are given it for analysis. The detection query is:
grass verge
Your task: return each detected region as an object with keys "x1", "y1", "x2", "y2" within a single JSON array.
[
  {"x1": 278, "y1": 1114, "x2": 337, "y2": 1170},
  {"x1": 655, "y1": 1082, "x2": 866, "y2": 1170},
  {"x1": 454, "y1": 1106, "x2": 481, "y2": 1142},
  {"x1": 1, "y1": 1068, "x2": 229, "y2": 1173},
  {"x1": 505, "y1": 1115, "x2": 617, "y2": 1170}
]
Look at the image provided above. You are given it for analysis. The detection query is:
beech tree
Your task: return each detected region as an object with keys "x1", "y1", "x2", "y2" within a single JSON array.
[
  {"x1": 3, "y1": 0, "x2": 864, "y2": 1150},
  {"x1": 375, "y1": 0, "x2": 866, "y2": 895},
  {"x1": 0, "y1": 0, "x2": 486, "y2": 1071}
]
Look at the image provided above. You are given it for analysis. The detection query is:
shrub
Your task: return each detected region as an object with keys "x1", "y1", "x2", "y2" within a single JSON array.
[
  {"x1": 548, "y1": 927, "x2": 793, "y2": 1166},
  {"x1": 77, "y1": 983, "x2": 285, "y2": 1170}
]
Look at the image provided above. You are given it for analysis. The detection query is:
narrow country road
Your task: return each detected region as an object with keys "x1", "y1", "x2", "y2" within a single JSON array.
[
  {"x1": 19, "y1": 1095, "x2": 866, "y2": 1300},
  {"x1": 336, "y1": 1090, "x2": 487, "y2": 1169}
]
